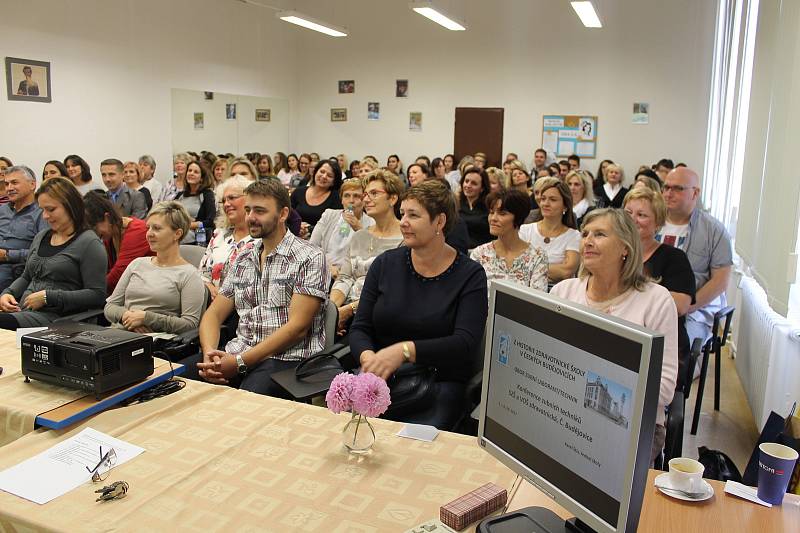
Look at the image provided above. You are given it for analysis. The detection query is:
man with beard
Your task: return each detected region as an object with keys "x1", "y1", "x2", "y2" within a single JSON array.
[{"x1": 187, "y1": 179, "x2": 329, "y2": 397}]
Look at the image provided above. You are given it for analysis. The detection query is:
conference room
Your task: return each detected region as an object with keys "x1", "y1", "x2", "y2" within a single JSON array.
[{"x1": 0, "y1": 0, "x2": 799, "y2": 531}]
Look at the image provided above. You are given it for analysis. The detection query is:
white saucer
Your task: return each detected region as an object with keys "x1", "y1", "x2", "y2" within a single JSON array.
[{"x1": 654, "y1": 472, "x2": 714, "y2": 502}]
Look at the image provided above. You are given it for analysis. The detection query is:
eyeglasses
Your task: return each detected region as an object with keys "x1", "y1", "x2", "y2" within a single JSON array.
[
  {"x1": 221, "y1": 194, "x2": 244, "y2": 203},
  {"x1": 362, "y1": 189, "x2": 387, "y2": 199},
  {"x1": 662, "y1": 184, "x2": 696, "y2": 193},
  {"x1": 87, "y1": 446, "x2": 117, "y2": 482}
]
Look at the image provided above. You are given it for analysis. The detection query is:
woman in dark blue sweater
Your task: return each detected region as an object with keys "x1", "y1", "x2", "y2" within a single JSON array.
[{"x1": 349, "y1": 180, "x2": 488, "y2": 430}]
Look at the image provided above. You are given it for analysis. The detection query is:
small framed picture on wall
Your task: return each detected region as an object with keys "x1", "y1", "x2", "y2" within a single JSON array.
[
  {"x1": 5, "y1": 57, "x2": 52, "y2": 103},
  {"x1": 396, "y1": 79, "x2": 408, "y2": 98},
  {"x1": 226, "y1": 103, "x2": 237, "y2": 120},
  {"x1": 255, "y1": 109, "x2": 271, "y2": 122},
  {"x1": 331, "y1": 108, "x2": 348, "y2": 122},
  {"x1": 338, "y1": 80, "x2": 355, "y2": 94}
]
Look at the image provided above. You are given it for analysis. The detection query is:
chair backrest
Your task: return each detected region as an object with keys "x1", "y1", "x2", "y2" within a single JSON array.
[
  {"x1": 322, "y1": 299, "x2": 338, "y2": 349},
  {"x1": 180, "y1": 244, "x2": 206, "y2": 268},
  {"x1": 713, "y1": 306, "x2": 735, "y2": 349}
]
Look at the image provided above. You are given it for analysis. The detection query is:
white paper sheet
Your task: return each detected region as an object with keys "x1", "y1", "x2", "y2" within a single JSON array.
[
  {"x1": 542, "y1": 131, "x2": 558, "y2": 155},
  {"x1": 0, "y1": 428, "x2": 145, "y2": 504},
  {"x1": 557, "y1": 140, "x2": 575, "y2": 156},
  {"x1": 724, "y1": 480, "x2": 772, "y2": 507},
  {"x1": 397, "y1": 424, "x2": 440, "y2": 442},
  {"x1": 576, "y1": 142, "x2": 595, "y2": 157}
]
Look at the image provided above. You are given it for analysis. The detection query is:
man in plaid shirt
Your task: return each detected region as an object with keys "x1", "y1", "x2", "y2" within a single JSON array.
[{"x1": 194, "y1": 179, "x2": 330, "y2": 397}]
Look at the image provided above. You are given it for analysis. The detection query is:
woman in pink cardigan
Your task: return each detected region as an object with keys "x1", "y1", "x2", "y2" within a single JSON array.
[{"x1": 551, "y1": 208, "x2": 678, "y2": 466}]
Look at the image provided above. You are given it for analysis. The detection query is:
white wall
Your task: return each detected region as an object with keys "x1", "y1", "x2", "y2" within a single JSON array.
[
  {"x1": 294, "y1": 0, "x2": 716, "y2": 177},
  {"x1": 0, "y1": 0, "x2": 298, "y2": 183}
]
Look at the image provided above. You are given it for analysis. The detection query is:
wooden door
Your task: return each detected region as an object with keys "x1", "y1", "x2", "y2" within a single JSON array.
[{"x1": 454, "y1": 107, "x2": 504, "y2": 167}]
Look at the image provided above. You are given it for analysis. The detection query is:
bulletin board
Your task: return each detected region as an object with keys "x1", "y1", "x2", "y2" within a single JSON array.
[{"x1": 542, "y1": 115, "x2": 598, "y2": 159}]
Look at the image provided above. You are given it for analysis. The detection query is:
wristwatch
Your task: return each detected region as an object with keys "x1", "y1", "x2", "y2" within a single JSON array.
[
  {"x1": 402, "y1": 343, "x2": 411, "y2": 363},
  {"x1": 235, "y1": 354, "x2": 248, "y2": 375}
]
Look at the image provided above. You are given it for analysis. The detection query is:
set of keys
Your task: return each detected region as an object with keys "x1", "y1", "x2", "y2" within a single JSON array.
[{"x1": 94, "y1": 481, "x2": 129, "y2": 502}]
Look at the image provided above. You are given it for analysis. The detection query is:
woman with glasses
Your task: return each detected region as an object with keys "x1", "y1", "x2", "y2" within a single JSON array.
[
  {"x1": 198, "y1": 175, "x2": 254, "y2": 301},
  {"x1": 331, "y1": 170, "x2": 403, "y2": 335},
  {"x1": 310, "y1": 177, "x2": 374, "y2": 280}
]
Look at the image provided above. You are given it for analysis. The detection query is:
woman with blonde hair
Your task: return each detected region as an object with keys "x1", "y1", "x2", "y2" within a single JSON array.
[
  {"x1": 565, "y1": 170, "x2": 595, "y2": 227},
  {"x1": 485, "y1": 167, "x2": 508, "y2": 194},
  {"x1": 552, "y1": 208, "x2": 678, "y2": 465},
  {"x1": 519, "y1": 178, "x2": 579, "y2": 284},
  {"x1": 594, "y1": 163, "x2": 628, "y2": 209},
  {"x1": 508, "y1": 160, "x2": 532, "y2": 197},
  {"x1": 123, "y1": 161, "x2": 152, "y2": 211},
  {"x1": 211, "y1": 158, "x2": 229, "y2": 187},
  {"x1": 160, "y1": 152, "x2": 193, "y2": 202}
]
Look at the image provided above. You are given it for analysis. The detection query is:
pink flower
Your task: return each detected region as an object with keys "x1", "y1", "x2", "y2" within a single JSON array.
[
  {"x1": 351, "y1": 372, "x2": 391, "y2": 417},
  {"x1": 326, "y1": 372, "x2": 355, "y2": 414}
]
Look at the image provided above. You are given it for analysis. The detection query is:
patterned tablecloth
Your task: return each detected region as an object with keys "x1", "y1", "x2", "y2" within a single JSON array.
[{"x1": 0, "y1": 376, "x2": 517, "y2": 532}]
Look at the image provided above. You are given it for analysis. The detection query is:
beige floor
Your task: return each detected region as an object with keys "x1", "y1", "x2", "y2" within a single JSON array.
[{"x1": 682, "y1": 347, "x2": 759, "y2": 471}]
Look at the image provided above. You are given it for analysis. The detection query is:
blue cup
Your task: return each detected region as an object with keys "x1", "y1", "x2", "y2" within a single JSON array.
[{"x1": 757, "y1": 442, "x2": 799, "y2": 505}]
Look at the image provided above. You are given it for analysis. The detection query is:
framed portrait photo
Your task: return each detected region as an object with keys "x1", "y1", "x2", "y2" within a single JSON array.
[
  {"x1": 338, "y1": 80, "x2": 355, "y2": 94},
  {"x1": 5, "y1": 57, "x2": 52, "y2": 103},
  {"x1": 331, "y1": 108, "x2": 348, "y2": 122},
  {"x1": 255, "y1": 109, "x2": 271, "y2": 122},
  {"x1": 226, "y1": 103, "x2": 237, "y2": 120}
]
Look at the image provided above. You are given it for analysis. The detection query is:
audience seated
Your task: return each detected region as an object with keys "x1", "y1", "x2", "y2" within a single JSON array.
[
  {"x1": 406, "y1": 163, "x2": 429, "y2": 187},
  {"x1": 0, "y1": 166, "x2": 47, "y2": 291},
  {"x1": 655, "y1": 158, "x2": 675, "y2": 183},
  {"x1": 123, "y1": 161, "x2": 153, "y2": 211},
  {"x1": 594, "y1": 163, "x2": 628, "y2": 209},
  {"x1": 349, "y1": 180, "x2": 488, "y2": 430},
  {"x1": 430, "y1": 157, "x2": 446, "y2": 181},
  {"x1": 84, "y1": 191, "x2": 153, "y2": 294},
  {"x1": 657, "y1": 167, "x2": 732, "y2": 354},
  {"x1": 470, "y1": 188, "x2": 548, "y2": 293},
  {"x1": 508, "y1": 160, "x2": 533, "y2": 202},
  {"x1": 531, "y1": 148, "x2": 548, "y2": 177},
  {"x1": 309, "y1": 177, "x2": 374, "y2": 280},
  {"x1": 182, "y1": 179, "x2": 329, "y2": 398},
  {"x1": 199, "y1": 175, "x2": 253, "y2": 300},
  {"x1": 443, "y1": 154, "x2": 455, "y2": 175},
  {"x1": 100, "y1": 158, "x2": 148, "y2": 219},
  {"x1": 290, "y1": 159, "x2": 343, "y2": 233},
  {"x1": 486, "y1": 167, "x2": 508, "y2": 194},
  {"x1": 104, "y1": 201, "x2": 204, "y2": 335},
  {"x1": 331, "y1": 170, "x2": 403, "y2": 334},
  {"x1": 255, "y1": 154, "x2": 273, "y2": 181},
  {"x1": 386, "y1": 154, "x2": 405, "y2": 184},
  {"x1": 138, "y1": 155, "x2": 163, "y2": 203},
  {"x1": 176, "y1": 160, "x2": 216, "y2": 244},
  {"x1": 520, "y1": 178, "x2": 580, "y2": 285},
  {"x1": 297, "y1": 153, "x2": 312, "y2": 185},
  {"x1": 551, "y1": 208, "x2": 678, "y2": 465},
  {"x1": 159, "y1": 152, "x2": 190, "y2": 202},
  {"x1": 0, "y1": 177, "x2": 106, "y2": 329},
  {"x1": 445, "y1": 155, "x2": 471, "y2": 192},
  {"x1": 624, "y1": 187, "x2": 696, "y2": 386},
  {"x1": 0, "y1": 157, "x2": 11, "y2": 177},
  {"x1": 64, "y1": 154, "x2": 103, "y2": 195},
  {"x1": 568, "y1": 154, "x2": 581, "y2": 170},
  {"x1": 473, "y1": 152, "x2": 487, "y2": 169},
  {"x1": 594, "y1": 159, "x2": 614, "y2": 189},
  {"x1": 287, "y1": 154, "x2": 306, "y2": 189},
  {"x1": 566, "y1": 170, "x2": 595, "y2": 227},
  {"x1": 633, "y1": 168, "x2": 662, "y2": 192},
  {"x1": 42, "y1": 160, "x2": 68, "y2": 181},
  {"x1": 458, "y1": 166, "x2": 493, "y2": 249}
]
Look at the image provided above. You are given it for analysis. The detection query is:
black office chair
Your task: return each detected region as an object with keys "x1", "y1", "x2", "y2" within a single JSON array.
[{"x1": 690, "y1": 306, "x2": 735, "y2": 435}]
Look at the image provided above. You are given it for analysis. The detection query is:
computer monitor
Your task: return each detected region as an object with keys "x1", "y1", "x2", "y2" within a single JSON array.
[{"x1": 477, "y1": 281, "x2": 664, "y2": 533}]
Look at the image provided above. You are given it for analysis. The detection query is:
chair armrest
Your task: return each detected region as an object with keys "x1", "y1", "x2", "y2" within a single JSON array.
[{"x1": 53, "y1": 308, "x2": 105, "y2": 324}]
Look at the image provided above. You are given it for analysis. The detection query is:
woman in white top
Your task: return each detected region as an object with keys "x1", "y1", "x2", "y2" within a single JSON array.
[
  {"x1": 593, "y1": 163, "x2": 628, "y2": 209},
  {"x1": 310, "y1": 177, "x2": 374, "y2": 279},
  {"x1": 519, "y1": 178, "x2": 580, "y2": 284},
  {"x1": 104, "y1": 201, "x2": 205, "y2": 335},
  {"x1": 551, "y1": 208, "x2": 678, "y2": 465},
  {"x1": 566, "y1": 170, "x2": 595, "y2": 227},
  {"x1": 330, "y1": 170, "x2": 404, "y2": 333},
  {"x1": 198, "y1": 176, "x2": 253, "y2": 300},
  {"x1": 470, "y1": 189, "x2": 548, "y2": 293}
]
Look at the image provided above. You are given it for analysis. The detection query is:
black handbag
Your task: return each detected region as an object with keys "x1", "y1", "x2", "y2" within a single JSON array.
[
  {"x1": 384, "y1": 363, "x2": 438, "y2": 418},
  {"x1": 697, "y1": 446, "x2": 742, "y2": 482}
]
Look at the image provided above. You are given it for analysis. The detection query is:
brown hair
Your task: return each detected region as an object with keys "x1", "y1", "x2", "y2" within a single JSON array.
[
  {"x1": 244, "y1": 178, "x2": 290, "y2": 211},
  {"x1": 401, "y1": 179, "x2": 457, "y2": 235},
  {"x1": 35, "y1": 177, "x2": 88, "y2": 233},
  {"x1": 537, "y1": 177, "x2": 576, "y2": 229}
]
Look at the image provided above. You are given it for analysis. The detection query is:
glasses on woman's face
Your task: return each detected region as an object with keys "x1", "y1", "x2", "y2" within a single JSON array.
[
  {"x1": 363, "y1": 189, "x2": 387, "y2": 199},
  {"x1": 221, "y1": 194, "x2": 244, "y2": 204}
]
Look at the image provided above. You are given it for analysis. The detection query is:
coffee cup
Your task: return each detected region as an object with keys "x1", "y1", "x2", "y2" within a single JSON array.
[
  {"x1": 667, "y1": 457, "x2": 704, "y2": 492},
  {"x1": 757, "y1": 442, "x2": 799, "y2": 505}
]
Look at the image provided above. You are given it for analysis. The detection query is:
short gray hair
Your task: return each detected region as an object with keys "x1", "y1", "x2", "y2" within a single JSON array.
[
  {"x1": 138, "y1": 154, "x2": 156, "y2": 169},
  {"x1": 5, "y1": 165, "x2": 37, "y2": 183}
]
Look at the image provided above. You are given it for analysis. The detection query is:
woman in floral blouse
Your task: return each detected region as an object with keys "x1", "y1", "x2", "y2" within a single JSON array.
[
  {"x1": 470, "y1": 188, "x2": 548, "y2": 293},
  {"x1": 198, "y1": 175, "x2": 253, "y2": 300}
]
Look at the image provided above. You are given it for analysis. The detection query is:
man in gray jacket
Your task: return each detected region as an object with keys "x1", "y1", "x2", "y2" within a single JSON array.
[
  {"x1": 0, "y1": 166, "x2": 47, "y2": 291},
  {"x1": 101, "y1": 158, "x2": 148, "y2": 219}
]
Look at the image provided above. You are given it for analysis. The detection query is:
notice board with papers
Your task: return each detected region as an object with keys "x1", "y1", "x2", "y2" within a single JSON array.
[{"x1": 542, "y1": 115, "x2": 598, "y2": 159}]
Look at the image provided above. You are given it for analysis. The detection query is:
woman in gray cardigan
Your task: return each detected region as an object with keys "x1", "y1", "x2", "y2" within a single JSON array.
[{"x1": 0, "y1": 177, "x2": 107, "y2": 328}]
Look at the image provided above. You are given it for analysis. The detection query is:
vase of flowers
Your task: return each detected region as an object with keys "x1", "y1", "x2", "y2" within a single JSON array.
[{"x1": 326, "y1": 372, "x2": 391, "y2": 454}]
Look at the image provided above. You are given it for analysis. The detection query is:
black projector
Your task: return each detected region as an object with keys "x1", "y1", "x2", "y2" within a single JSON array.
[{"x1": 20, "y1": 323, "x2": 154, "y2": 398}]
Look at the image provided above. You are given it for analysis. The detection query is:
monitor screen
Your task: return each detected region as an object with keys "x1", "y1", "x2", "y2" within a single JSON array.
[{"x1": 478, "y1": 281, "x2": 663, "y2": 533}]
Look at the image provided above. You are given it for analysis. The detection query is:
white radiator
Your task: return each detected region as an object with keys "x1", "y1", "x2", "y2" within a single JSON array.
[{"x1": 732, "y1": 276, "x2": 800, "y2": 427}]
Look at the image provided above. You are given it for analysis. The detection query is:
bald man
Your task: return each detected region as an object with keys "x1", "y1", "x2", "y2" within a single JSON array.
[{"x1": 656, "y1": 167, "x2": 732, "y2": 351}]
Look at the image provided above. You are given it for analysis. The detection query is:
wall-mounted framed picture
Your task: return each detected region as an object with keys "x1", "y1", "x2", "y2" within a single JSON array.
[
  {"x1": 396, "y1": 79, "x2": 408, "y2": 98},
  {"x1": 193, "y1": 112, "x2": 204, "y2": 130},
  {"x1": 368, "y1": 102, "x2": 380, "y2": 121},
  {"x1": 331, "y1": 108, "x2": 348, "y2": 122},
  {"x1": 338, "y1": 80, "x2": 355, "y2": 94},
  {"x1": 5, "y1": 57, "x2": 52, "y2": 103},
  {"x1": 409, "y1": 111, "x2": 422, "y2": 132},
  {"x1": 204, "y1": 91, "x2": 214, "y2": 100},
  {"x1": 226, "y1": 103, "x2": 237, "y2": 120},
  {"x1": 255, "y1": 108, "x2": 271, "y2": 122}
]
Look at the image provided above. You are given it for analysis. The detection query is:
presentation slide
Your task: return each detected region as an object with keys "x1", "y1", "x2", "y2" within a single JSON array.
[{"x1": 487, "y1": 315, "x2": 638, "y2": 501}]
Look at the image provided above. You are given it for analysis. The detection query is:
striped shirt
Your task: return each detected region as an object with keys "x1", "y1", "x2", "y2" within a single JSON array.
[{"x1": 219, "y1": 230, "x2": 329, "y2": 361}]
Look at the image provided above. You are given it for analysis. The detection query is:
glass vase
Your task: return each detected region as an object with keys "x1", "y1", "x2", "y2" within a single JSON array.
[{"x1": 342, "y1": 412, "x2": 376, "y2": 454}]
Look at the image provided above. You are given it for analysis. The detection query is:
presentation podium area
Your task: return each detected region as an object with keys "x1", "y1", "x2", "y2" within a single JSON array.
[{"x1": 0, "y1": 329, "x2": 798, "y2": 531}]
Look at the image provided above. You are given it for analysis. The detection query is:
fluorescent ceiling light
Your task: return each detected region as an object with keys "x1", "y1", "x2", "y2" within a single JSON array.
[
  {"x1": 570, "y1": 1, "x2": 602, "y2": 28},
  {"x1": 409, "y1": 1, "x2": 466, "y2": 31},
  {"x1": 276, "y1": 10, "x2": 347, "y2": 37}
]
